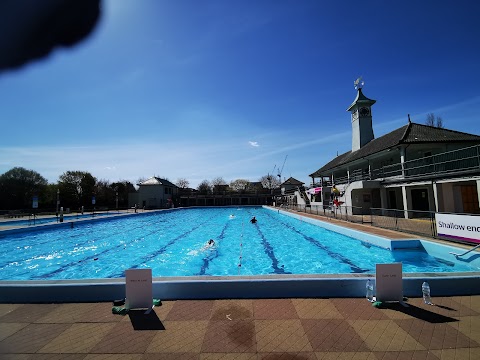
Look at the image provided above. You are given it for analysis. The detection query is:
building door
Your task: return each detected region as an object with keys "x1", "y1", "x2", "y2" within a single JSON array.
[
  {"x1": 461, "y1": 185, "x2": 480, "y2": 214},
  {"x1": 388, "y1": 190, "x2": 397, "y2": 209},
  {"x1": 411, "y1": 189, "x2": 430, "y2": 212}
]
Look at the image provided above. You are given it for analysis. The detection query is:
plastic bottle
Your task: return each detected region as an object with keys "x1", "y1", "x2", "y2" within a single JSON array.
[
  {"x1": 366, "y1": 279, "x2": 374, "y2": 302},
  {"x1": 422, "y1": 281, "x2": 432, "y2": 305}
]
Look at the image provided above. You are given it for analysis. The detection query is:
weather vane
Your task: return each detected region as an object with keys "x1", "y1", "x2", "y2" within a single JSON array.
[{"x1": 354, "y1": 77, "x2": 364, "y2": 90}]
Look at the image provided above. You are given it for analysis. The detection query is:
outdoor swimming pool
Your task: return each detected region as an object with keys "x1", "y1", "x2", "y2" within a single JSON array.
[{"x1": 0, "y1": 206, "x2": 477, "y2": 281}]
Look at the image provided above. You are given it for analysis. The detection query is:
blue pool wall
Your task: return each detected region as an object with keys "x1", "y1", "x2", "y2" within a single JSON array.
[{"x1": 1, "y1": 273, "x2": 479, "y2": 303}]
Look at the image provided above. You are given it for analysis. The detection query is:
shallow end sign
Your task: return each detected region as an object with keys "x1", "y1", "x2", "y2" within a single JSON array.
[
  {"x1": 435, "y1": 213, "x2": 480, "y2": 244},
  {"x1": 376, "y1": 263, "x2": 403, "y2": 302},
  {"x1": 125, "y1": 268, "x2": 152, "y2": 310}
]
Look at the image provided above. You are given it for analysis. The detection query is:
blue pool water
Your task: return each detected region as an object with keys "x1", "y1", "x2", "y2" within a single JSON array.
[{"x1": 0, "y1": 207, "x2": 475, "y2": 280}]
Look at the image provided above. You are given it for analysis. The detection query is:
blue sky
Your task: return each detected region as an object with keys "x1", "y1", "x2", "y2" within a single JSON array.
[{"x1": 1, "y1": 0, "x2": 480, "y2": 188}]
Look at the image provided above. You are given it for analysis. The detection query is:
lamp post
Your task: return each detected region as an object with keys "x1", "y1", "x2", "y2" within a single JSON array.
[
  {"x1": 115, "y1": 191, "x2": 119, "y2": 213},
  {"x1": 56, "y1": 189, "x2": 60, "y2": 215}
]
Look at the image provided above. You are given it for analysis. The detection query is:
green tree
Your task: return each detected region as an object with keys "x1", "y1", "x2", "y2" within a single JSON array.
[
  {"x1": 111, "y1": 181, "x2": 136, "y2": 208},
  {"x1": 58, "y1": 171, "x2": 97, "y2": 209},
  {"x1": 0, "y1": 167, "x2": 48, "y2": 210}
]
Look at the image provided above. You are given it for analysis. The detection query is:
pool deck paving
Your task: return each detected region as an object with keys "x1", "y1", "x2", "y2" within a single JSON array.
[
  {"x1": 1, "y1": 296, "x2": 480, "y2": 359},
  {"x1": 1, "y1": 209, "x2": 479, "y2": 358}
]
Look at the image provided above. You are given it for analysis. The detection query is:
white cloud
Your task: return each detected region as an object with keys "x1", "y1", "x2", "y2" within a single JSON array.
[{"x1": 249, "y1": 141, "x2": 260, "y2": 147}]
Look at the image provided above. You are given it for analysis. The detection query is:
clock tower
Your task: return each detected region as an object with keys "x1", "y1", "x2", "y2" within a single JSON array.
[{"x1": 347, "y1": 78, "x2": 376, "y2": 152}]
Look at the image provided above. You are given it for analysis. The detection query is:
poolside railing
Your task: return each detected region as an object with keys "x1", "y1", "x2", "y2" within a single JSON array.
[
  {"x1": 276, "y1": 204, "x2": 443, "y2": 238},
  {"x1": 281, "y1": 204, "x2": 369, "y2": 224}
]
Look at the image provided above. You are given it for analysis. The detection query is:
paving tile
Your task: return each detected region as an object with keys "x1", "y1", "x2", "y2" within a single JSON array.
[
  {"x1": 26, "y1": 355, "x2": 87, "y2": 360},
  {"x1": 450, "y1": 295, "x2": 480, "y2": 313},
  {"x1": 431, "y1": 347, "x2": 480, "y2": 359},
  {"x1": 0, "y1": 323, "x2": 71, "y2": 353},
  {"x1": 84, "y1": 355, "x2": 143, "y2": 360},
  {"x1": 331, "y1": 299, "x2": 389, "y2": 321},
  {"x1": 407, "y1": 298, "x2": 479, "y2": 318},
  {"x1": 37, "y1": 323, "x2": 116, "y2": 353},
  {"x1": 144, "y1": 354, "x2": 200, "y2": 360},
  {"x1": 315, "y1": 353, "x2": 377, "y2": 360},
  {"x1": 259, "y1": 352, "x2": 317, "y2": 360},
  {"x1": 255, "y1": 319, "x2": 313, "y2": 353},
  {"x1": 0, "y1": 304, "x2": 60, "y2": 323},
  {"x1": 149, "y1": 300, "x2": 176, "y2": 320},
  {"x1": 89, "y1": 322, "x2": 157, "y2": 354},
  {"x1": 253, "y1": 299, "x2": 299, "y2": 319},
  {"x1": 200, "y1": 354, "x2": 259, "y2": 360},
  {"x1": 449, "y1": 315, "x2": 480, "y2": 344},
  {"x1": 394, "y1": 319, "x2": 480, "y2": 350},
  {"x1": 146, "y1": 320, "x2": 208, "y2": 353},
  {"x1": 35, "y1": 303, "x2": 123, "y2": 324},
  {"x1": 372, "y1": 351, "x2": 440, "y2": 359},
  {"x1": 210, "y1": 299, "x2": 253, "y2": 320},
  {"x1": 292, "y1": 298, "x2": 343, "y2": 319},
  {"x1": 349, "y1": 319, "x2": 425, "y2": 352},
  {"x1": 165, "y1": 301, "x2": 215, "y2": 321},
  {"x1": 301, "y1": 319, "x2": 369, "y2": 352},
  {"x1": 202, "y1": 319, "x2": 256, "y2": 353},
  {"x1": 0, "y1": 322, "x2": 29, "y2": 342},
  {"x1": 0, "y1": 355, "x2": 33, "y2": 360},
  {"x1": 0, "y1": 304, "x2": 22, "y2": 318}
]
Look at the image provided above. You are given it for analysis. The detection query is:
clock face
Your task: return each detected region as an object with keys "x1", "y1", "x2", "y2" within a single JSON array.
[{"x1": 359, "y1": 107, "x2": 370, "y2": 117}]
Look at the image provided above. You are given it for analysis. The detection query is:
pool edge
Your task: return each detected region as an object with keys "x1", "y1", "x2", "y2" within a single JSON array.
[{"x1": 1, "y1": 273, "x2": 479, "y2": 303}]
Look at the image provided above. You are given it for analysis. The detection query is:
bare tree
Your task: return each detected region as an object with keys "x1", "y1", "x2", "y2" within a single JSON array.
[
  {"x1": 425, "y1": 113, "x2": 444, "y2": 128},
  {"x1": 260, "y1": 174, "x2": 281, "y2": 189},
  {"x1": 197, "y1": 180, "x2": 211, "y2": 194},
  {"x1": 229, "y1": 179, "x2": 250, "y2": 192},
  {"x1": 176, "y1": 178, "x2": 189, "y2": 189},
  {"x1": 211, "y1": 177, "x2": 226, "y2": 187}
]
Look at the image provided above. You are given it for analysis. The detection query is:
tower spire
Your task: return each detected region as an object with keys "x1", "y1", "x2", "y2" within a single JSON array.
[{"x1": 347, "y1": 78, "x2": 376, "y2": 151}]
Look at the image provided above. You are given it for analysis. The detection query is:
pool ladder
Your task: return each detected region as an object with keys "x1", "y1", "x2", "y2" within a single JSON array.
[{"x1": 449, "y1": 244, "x2": 480, "y2": 258}]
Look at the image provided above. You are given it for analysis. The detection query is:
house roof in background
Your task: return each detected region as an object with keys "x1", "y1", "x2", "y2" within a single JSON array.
[
  {"x1": 309, "y1": 122, "x2": 480, "y2": 177},
  {"x1": 281, "y1": 177, "x2": 304, "y2": 186},
  {"x1": 138, "y1": 177, "x2": 178, "y2": 187}
]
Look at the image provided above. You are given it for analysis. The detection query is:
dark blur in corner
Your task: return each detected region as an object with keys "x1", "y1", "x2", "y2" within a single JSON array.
[{"x1": 0, "y1": 0, "x2": 101, "y2": 72}]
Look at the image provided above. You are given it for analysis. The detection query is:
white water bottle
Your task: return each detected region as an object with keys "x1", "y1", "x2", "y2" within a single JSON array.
[
  {"x1": 366, "y1": 279, "x2": 374, "y2": 302},
  {"x1": 422, "y1": 281, "x2": 432, "y2": 305}
]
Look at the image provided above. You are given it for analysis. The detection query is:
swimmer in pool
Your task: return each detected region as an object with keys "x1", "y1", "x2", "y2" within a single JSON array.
[
  {"x1": 200, "y1": 239, "x2": 216, "y2": 251},
  {"x1": 250, "y1": 216, "x2": 257, "y2": 224}
]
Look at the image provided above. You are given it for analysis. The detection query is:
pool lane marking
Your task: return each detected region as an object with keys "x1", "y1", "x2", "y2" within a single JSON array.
[
  {"x1": 35, "y1": 213, "x2": 216, "y2": 279},
  {"x1": 247, "y1": 210, "x2": 290, "y2": 275},
  {"x1": 196, "y1": 220, "x2": 230, "y2": 275},
  {"x1": 0, "y1": 214, "x2": 160, "y2": 269},
  {"x1": 264, "y1": 211, "x2": 369, "y2": 273},
  {"x1": 125, "y1": 214, "x2": 221, "y2": 274}
]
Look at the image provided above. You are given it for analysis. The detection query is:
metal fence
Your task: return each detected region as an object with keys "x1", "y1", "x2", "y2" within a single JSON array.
[
  {"x1": 278, "y1": 204, "x2": 370, "y2": 224},
  {"x1": 277, "y1": 204, "x2": 442, "y2": 238},
  {"x1": 370, "y1": 208, "x2": 436, "y2": 238}
]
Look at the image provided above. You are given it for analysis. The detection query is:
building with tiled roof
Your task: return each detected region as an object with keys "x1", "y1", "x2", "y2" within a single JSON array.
[
  {"x1": 307, "y1": 85, "x2": 480, "y2": 216},
  {"x1": 131, "y1": 176, "x2": 178, "y2": 209}
]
